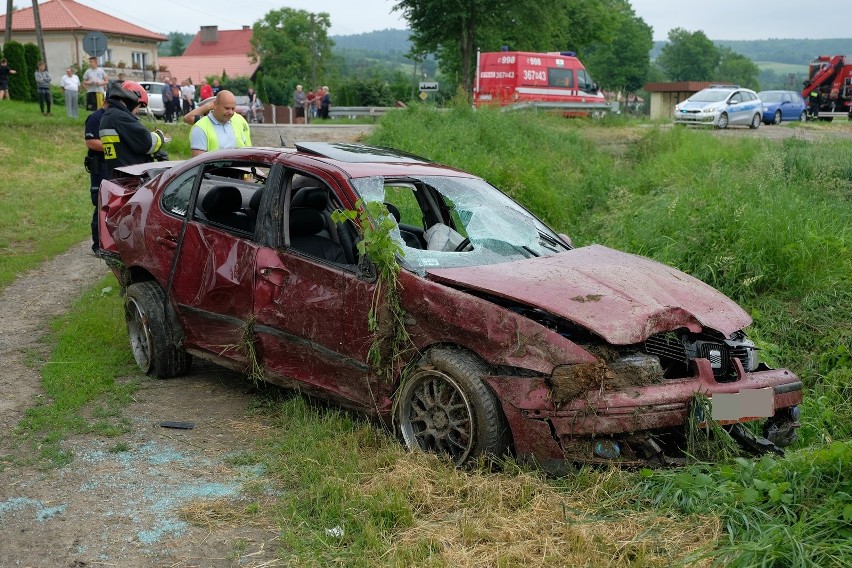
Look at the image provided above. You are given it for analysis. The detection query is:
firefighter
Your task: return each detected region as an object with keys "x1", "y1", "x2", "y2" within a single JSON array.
[
  {"x1": 99, "y1": 80, "x2": 167, "y2": 179},
  {"x1": 809, "y1": 89, "x2": 820, "y2": 119}
]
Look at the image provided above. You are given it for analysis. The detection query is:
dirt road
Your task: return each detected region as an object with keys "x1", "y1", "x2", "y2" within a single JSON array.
[{"x1": 0, "y1": 243, "x2": 283, "y2": 567}]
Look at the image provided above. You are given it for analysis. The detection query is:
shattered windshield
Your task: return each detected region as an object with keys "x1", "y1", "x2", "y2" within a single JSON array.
[{"x1": 352, "y1": 175, "x2": 570, "y2": 274}]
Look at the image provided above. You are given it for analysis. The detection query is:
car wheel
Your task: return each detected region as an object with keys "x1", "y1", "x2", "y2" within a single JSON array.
[
  {"x1": 125, "y1": 281, "x2": 191, "y2": 379},
  {"x1": 750, "y1": 113, "x2": 761, "y2": 129},
  {"x1": 395, "y1": 347, "x2": 510, "y2": 466},
  {"x1": 800, "y1": 110, "x2": 807, "y2": 122},
  {"x1": 773, "y1": 110, "x2": 782, "y2": 125},
  {"x1": 716, "y1": 113, "x2": 729, "y2": 129}
]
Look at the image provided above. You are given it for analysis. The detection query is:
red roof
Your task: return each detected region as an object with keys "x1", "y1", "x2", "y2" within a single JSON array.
[
  {"x1": 0, "y1": 0, "x2": 166, "y2": 41},
  {"x1": 157, "y1": 55, "x2": 260, "y2": 83},
  {"x1": 183, "y1": 26, "x2": 254, "y2": 57}
]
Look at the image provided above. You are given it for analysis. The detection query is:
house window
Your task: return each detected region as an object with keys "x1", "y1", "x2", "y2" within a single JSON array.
[
  {"x1": 99, "y1": 50, "x2": 113, "y2": 66},
  {"x1": 131, "y1": 52, "x2": 147, "y2": 69}
]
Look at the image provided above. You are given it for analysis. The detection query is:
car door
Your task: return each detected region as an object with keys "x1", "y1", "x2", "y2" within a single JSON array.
[
  {"x1": 251, "y1": 171, "x2": 387, "y2": 412},
  {"x1": 165, "y1": 160, "x2": 270, "y2": 366},
  {"x1": 727, "y1": 91, "x2": 746, "y2": 124},
  {"x1": 783, "y1": 93, "x2": 797, "y2": 120}
]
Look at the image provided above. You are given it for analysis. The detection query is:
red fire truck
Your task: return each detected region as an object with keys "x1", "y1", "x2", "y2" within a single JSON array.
[{"x1": 473, "y1": 50, "x2": 609, "y2": 113}]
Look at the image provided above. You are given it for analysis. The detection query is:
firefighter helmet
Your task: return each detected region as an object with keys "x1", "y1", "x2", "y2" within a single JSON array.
[{"x1": 119, "y1": 80, "x2": 149, "y2": 109}]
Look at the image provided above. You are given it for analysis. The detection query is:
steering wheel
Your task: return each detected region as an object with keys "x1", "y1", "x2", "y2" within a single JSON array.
[{"x1": 454, "y1": 237, "x2": 473, "y2": 252}]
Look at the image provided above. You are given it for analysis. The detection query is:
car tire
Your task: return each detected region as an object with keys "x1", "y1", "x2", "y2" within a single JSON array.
[
  {"x1": 750, "y1": 113, "x2": 761, "y2": 129},
  {"x1": 125, "y1": 281, "x2": 191, "y2": 379},
  {"x1": 395, "y1": 347, "x2": 510, "y2": 466},
  {"x1": 716, "y1": 113, "x2": 729, "y2": 129},
  {"x1": 773, "y1": 110, "x2": 782, "y2": 125},
  {"x1": 800, "y1": 110, "x2": 807, "y2": 122}
]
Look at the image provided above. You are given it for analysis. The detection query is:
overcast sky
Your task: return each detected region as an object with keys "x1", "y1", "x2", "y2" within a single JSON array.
[{"x1": 74, "y1": 0, "x2": 849, "y2": 41}]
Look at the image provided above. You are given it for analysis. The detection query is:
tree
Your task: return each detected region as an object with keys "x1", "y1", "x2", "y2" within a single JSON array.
[
  {"x1": 250, "y1": 8, "x2": 333, "y2": 106},
  {"x1": 24, "y1": 41, "x2": 40, "y2": 100},
  {"x1": 583, "y1": 1, "x2": 652, "y2": 97},
  {"x1": 169, "y1": 34, "x2": 186, "y2": 57},
  {"x1": 714, "y1": 47, "x2": 760, "y2": 90},
  {"x1": 656, "y1": 28, "x2": 719, "y2": 81},
  {"x1": 3, "y1": 41, "x2": 29, "y2": 101},
  {"x1": 394, "y1": 0, "x2": 513, "y2": 96},
  {"x1": 395, "y1": 0, "x2": 617, "y2": 98}
]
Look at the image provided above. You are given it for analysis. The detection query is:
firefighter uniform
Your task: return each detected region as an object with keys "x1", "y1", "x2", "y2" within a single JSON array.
[{"x1": 99, "y1": 84, "x2": 164, "y2": 179}]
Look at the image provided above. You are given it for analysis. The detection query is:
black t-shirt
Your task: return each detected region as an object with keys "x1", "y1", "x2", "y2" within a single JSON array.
[{"x1": 0, "y1": 65, "x2": 11, "y2": 83}]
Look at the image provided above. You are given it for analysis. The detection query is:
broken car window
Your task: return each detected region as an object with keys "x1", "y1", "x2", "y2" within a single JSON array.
[{"x1": 351, "y1": 175, "x2": 569, "y2": 274}]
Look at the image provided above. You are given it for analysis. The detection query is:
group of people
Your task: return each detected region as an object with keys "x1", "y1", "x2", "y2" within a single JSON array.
[
  {"x1": 160, "y1": 76, "x2": 214, "y2": 122},
  {"x1": 85, "y1": 81, "x2": 250, "y2": 253},
  {"x1": 302, "y1": 85, "x2": 331, "y2": 121},
  {"x1": 9, "y1": 54, "x2": 328, "y2": 253}
]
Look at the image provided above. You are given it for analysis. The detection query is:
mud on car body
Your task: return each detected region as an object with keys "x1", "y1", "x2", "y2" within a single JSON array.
[{"x1": 97, "y1": 143, "x2": 802, "y2": 472}]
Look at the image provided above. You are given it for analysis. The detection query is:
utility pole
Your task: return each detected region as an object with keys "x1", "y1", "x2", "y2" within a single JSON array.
[
  {"x1": 309, "y1": 13, "x2": 317, "y2": 91},
  {"x1": 5, "y1": 0, "x2": 14, "y2": 43},
  {"x1": 31, "y1": 0, "x2": 47, "y2": 64}
]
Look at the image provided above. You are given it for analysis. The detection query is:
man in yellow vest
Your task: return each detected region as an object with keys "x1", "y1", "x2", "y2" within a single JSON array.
[{"x1": 190, "y1": 90, "x2": 252, "y2": 156}]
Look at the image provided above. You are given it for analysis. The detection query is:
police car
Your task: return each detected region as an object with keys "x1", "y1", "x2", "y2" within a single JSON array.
[{"x1": 674, "y1": 85, "x2": 763, "y2": 129}]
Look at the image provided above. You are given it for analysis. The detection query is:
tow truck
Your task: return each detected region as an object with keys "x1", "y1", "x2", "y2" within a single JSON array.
[{"x1": 801, "y1": 55, "x2": 852, "y2": 121}]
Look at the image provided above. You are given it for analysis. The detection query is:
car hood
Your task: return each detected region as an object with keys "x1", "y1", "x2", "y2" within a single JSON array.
[
  {"x1": 426, "y1": 244, "x2": 751, "y2": 345},
  {"x1": 678, "y1": 100, "x2": 725, "y2": 111}
]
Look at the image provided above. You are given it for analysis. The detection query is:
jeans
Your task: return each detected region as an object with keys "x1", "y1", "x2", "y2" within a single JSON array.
[{"x1": 38, "y1": 88, "x2": 51, "y2": 114}]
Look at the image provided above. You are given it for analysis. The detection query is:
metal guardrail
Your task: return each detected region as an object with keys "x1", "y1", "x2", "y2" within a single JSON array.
[
  {"x1": 327, "y1": 106, "x2": 395, "y2": 119},
  {"x1": 501, "y1": 101, "x2": 614, "y2": 113}
]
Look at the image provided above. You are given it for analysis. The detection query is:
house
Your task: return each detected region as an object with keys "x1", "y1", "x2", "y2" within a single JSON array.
[
  {"x1": 643, "y1": 81, "x2": 715, "y2": 120},
  {"x1": 156, "y1": 55, "x2": 260, "y2": 85},
  {"x1": 157, "y1": 25, "x2": 259, "y2": 84},
  {"x1": 0, "y1": 0, "x2": 166, "y2": 85},
  {"x1": 183, "y1": 25, "x2": 253, "y2": 57}
]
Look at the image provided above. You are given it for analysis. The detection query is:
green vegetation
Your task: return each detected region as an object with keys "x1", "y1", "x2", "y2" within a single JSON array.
[
  {"x1": 3, "y1": 101, "x2": 850, "y2": 564},
  {"x1": 0, "y1": 101, "x2": 190, "y2": 288}
]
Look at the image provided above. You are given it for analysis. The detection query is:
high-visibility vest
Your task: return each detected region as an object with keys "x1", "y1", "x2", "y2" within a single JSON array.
[{"x1": 195, "y1": 113, "x2": 251, "y2": 150}]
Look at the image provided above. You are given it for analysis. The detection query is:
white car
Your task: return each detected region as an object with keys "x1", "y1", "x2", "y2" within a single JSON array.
[
  {"x1": 674, "y1": 85, "x2": 763, "y2": 129},
  {"x1": 137, "y1": 81, "x2": 166, "y2": 118}
]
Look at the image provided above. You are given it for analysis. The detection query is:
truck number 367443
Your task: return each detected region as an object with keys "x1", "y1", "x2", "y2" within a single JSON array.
[{"x1": 523, "y1": 70, "x2": 547, "y2": 82}]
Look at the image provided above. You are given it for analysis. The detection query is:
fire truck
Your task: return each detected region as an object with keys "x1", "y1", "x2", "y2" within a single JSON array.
[
  {"x1": 801, "y1": 55, "x2": 852, "y2": 120},
  {"x1": 473, "y1": 50, "x2": 610, "y2": 114}
]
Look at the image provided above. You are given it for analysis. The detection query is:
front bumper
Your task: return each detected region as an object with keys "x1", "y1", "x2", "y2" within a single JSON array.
[
  {"x1": 673, "y1": 110, "x2": 719, "y2": 126},
  {"x1": 484, "y1": 361, "x2": 802, "y2": 469}
]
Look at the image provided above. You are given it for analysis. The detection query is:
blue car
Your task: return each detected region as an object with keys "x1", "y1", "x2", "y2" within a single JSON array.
[{"x1": 758, "y1": 90, "x2": 807, "y2": 125}]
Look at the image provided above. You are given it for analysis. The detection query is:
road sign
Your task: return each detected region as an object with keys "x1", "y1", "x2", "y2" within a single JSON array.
[
  {"x1": 419, "y1": 92, "x2": 429, "y2": 101},
  {"x1": 82, "y1": 31, "x2": 108, "y2": 57},
  {"x1": 419, "y1": 81, "x2": 439, "y2": 92}
]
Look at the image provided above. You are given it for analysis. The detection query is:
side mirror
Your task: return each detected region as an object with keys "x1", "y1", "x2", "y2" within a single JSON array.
[{"x1": 558, "y1": 233, "x2": 573, "y2": 248}]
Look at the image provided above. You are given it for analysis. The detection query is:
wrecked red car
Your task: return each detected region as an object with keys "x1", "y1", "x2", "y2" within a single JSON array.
[{"x1": 98, "y1": 143, "x2": 802, "y2": 472}]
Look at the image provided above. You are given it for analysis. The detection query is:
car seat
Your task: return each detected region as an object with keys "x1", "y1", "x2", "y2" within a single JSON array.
[
  {"x1": 201, "y1": 185, "x2": 249, "y2": 231},
  {"x1": 288, "y1": 207, "x2": 346, "y2": 264},
  {"x1": 384, "y1": 202, "x2": 425, "y2": 249}
]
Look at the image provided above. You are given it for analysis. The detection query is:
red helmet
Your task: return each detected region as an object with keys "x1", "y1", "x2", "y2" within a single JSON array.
[{"x1": 121, "y1": 80, "x2": 148, "y2": 108}]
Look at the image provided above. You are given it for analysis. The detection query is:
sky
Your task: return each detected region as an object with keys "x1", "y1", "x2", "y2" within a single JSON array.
[{"x1": 73, "y1": 0, "x2": 849, "y2": 41}]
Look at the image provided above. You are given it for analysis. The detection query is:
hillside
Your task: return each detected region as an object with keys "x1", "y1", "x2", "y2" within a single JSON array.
[{"x1": 651, "y1": 38, "x2": 852, "y2": 64}]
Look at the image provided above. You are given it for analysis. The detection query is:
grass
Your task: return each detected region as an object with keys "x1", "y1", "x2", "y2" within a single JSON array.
[
  {"x1": 0, "y1": 100, "x2": 191, "y2": 288},
  {"x1": 2, "y1": 101, "x2": 851, "y2": 564}
]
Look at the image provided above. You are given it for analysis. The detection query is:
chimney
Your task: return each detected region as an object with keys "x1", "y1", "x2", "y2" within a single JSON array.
[
  {"x1": 243, "y1": 25, "x2": 251, "y2": 31},
  {"x1": 200, "y1": 26, "x2": 218, "y2": 44}
]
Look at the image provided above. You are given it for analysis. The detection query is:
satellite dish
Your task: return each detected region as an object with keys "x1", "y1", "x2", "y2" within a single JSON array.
[{"x1": 82, "y1": 31, "x2": 108, "y2": 57}]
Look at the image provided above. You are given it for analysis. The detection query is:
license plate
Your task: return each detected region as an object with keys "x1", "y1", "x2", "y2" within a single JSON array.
[{"x1": 711, "y1": 388, "x2": 774, "y2": 423}]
